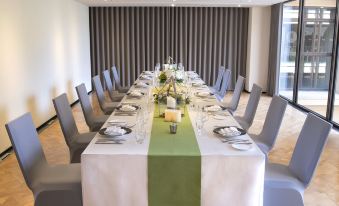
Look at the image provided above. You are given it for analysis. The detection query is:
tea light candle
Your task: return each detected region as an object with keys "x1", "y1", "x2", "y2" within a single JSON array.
[
  {"x1": 167, "y1": 96, "x2": 176, "y2": 109},
  {"x1": 165, "y1": 109, "x2": 182, "y2": 123}
]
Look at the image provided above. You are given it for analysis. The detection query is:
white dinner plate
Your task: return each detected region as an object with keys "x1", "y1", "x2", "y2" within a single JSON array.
[{"x1": 231, "y1": 143, "x2": 253, "y2": 151}]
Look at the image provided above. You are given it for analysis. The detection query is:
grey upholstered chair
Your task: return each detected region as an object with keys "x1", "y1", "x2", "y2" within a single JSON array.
[
  {"x1": 215, "y1": 69, "x2": 231, "y2": 101},
  {"x1": 111, "y1": 66, "x2": 130, "y2": 93},
  {"x1": 103, "y1": 69, "x2": 125, "y2": 102},
  {"x1": 222, "y1": 75, "x2": 245, "y2": 114},
  {"x1": 209, "y1": 66, "x2": 225, "y2": 93},
  {"x1": 53, "y1": 93, "x2": 96, "y2": 163},
  {"x1": 249, "y1": 96, "x2": 288, "y2": 156},
  {"x1": 264, "y1": 113, "x2": 332, "y2": 206},
  {"x1": 92, "y1": 75, "x2": 119, "y2": 115},
  {"x1": 234, "y1": 84, "x2": 262, "y2": 131},
  {"x1": 5, "y1": 113, "x2": 82, "y2": 206},
  {"x1": 76, "y1": 83, "x2": 109, "y2": 132}
]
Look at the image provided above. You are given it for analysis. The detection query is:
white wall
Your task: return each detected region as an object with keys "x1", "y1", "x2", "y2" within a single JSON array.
[
  {"x1": 246, "y1": 6, "x2": 271, "y2": 92},
  {"x1": 0, "y1": 0, "x2": 91, "y2": 153}
]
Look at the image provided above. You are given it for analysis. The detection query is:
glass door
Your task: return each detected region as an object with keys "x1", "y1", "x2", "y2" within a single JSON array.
[
  {"x1": 278, "y1": 0, "x2": 300, "y2": 100},
  {"x1": 297, "y1": 2, "x2": 336, "y2": 117}
]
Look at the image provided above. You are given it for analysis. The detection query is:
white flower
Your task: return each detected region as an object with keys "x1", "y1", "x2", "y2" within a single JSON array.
[{"x1": 175, "y1": 70, "x2": 184, "y2": 80}]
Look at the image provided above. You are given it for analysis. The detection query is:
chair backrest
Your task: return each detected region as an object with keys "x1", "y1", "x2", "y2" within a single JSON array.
[
  {"x1": 5, "y1": 113, "x2": 47, "y2": 189},
  {"x1": 213, "y1": 67, "x2": 225, "y2": 91},
  {"x1": 52, "y1": 93, "x2": 79, "y2": 146},
  {"x1": 288, "y1": 113, "x2": 332, "y2": 187},
  {"x1": 92, "y1": 75, "x2": 106, "y2": 111},
  {"x1": 103, "y1": 69, "x2": 115, "y2": 101},
  {"x1": 242, "y1": 84, "x2": 262, "y2": 126},
  {"x1": 228, "y1": 75, "x2": 245, "y2": 111},
  {"x1": 218, "y1": 69, "x2": 231, "y2": 99},
  {"x1": 259, "y1": 96, "x2": 288, "y2": 150},
  {"x1": 75, "y1": 83, "x2": 94, "y2": 127},
  {"x1": 111, "y1": 66, "x2": 122, "y2": 90}
]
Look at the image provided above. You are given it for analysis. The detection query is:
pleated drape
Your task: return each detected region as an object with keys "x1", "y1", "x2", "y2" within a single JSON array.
[
  {"x1": 89, "y1": 7, "x2": 249, "y2": 89},
  {"x1": 267, "y1": 4, "x2": 283, "y2": 96}
]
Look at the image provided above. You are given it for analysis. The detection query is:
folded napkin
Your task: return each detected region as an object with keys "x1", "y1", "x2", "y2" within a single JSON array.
[
  {"x1": 197, "y1": 92, "x2": 210, "y2": 97},
  {"x1": 218, "y1": 127, "x2": 241, "y2": 137},
  {"x1": 120, "y1": 105, "x2": 136, "y2": 112},
  {"x1": 205, "y1": 105, "x2": 222, "y2": 112},
  {"x1": 192, "y1": 82, "x2": 204, "y2": 87},
  {"x1": 144, "y1": 71, "x2": 153, "y2": 75},
  {"x1": 135, "y1": 82, "x2": 148, "y2": 88},
  {"x1": 130, "y1": 90, "x2": 143, "y2": 97},
  {"x1": 187, "y1": 71, "x2": 198, "y2": 76},
  {"x1": 104, "y1": 126, "x2": 127, "y2": 136},
  {"x1": 140, "y1": 75, "x2": 152, "y2": 80}
]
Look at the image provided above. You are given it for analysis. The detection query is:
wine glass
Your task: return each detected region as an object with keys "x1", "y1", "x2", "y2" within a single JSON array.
[
  {"x1": 196, "y1": 111, "x2": 204, "y2": 136},
  {"x1": 135, "y1": 110, "x2": 146, "y2": 144}
]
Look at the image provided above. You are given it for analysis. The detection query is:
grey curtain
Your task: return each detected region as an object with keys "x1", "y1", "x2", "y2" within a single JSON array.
[
  {"x1": 267, "y1": 3, "x2": 283, "y2": 96},
  {"x1": 89, "y1": 7, "x2": 249, "y2": 89}
]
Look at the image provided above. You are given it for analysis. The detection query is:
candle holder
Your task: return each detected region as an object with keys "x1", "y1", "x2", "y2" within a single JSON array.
[{"x1": 170, "y1": 123, "x2": 177, "y2": 134}]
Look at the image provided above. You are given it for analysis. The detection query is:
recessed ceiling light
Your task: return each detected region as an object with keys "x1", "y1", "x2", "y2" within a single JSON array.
[
  {"x1": 238, "y1": 4, "x2": 241, "y2": 7},
  {"x1": 171, "y1": 3, "x2": 175, "y2": 7}
]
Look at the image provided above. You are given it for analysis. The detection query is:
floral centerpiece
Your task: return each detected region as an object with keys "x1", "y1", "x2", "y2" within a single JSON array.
[
  {"x1": 158, "y1": 57, "x2": 185, "y2": 84},
  {"x1": 153, "y1": 80, "x2": 190, "y2": 105},
  {"x1": 153, "y1": 58, "x2": 190, "y2": 118}
]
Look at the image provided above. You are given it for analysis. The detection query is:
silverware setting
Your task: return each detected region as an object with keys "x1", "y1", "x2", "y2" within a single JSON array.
[
  {"x1": 221, "y1": 138, "x2": 252, "y2": 144},
  {"x1": 114, "y1": 113, "x2": 136, "y2": 116},
  {"x1": 95, "y1": 138, "x2": 125, "y2": 144},
  {"x1": 227, "y1": 142, "x2": 253, "y2": 145},
  {"x1": 213, "y1": 125, "x2": 238, "y2": 128},
  {"x1": 95, "y1": 142, "x2": 123, "y2": 145}
]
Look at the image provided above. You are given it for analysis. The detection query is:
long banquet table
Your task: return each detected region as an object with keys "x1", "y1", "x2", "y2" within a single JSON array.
[{"x1": 81, "y1": 72, "x2": 265, "y2": 206}]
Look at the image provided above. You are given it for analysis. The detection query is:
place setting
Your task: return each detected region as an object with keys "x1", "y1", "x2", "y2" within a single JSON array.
[
  {"x1": 202, "y1": 105, "x2": 230, "y2": 120},
  {"x1": 191, "y1": 81, "x2": 206, "y2": 87},
  {"x1": 142, "y1": 71, "x2": 154, "y2": 75},
  {"x1": 139, "y1": 74, "x2": 153, "y2": 80},
  {"x1": 133, "y1": 81, "x2": 150, "y2": 88},
  {"x1": 213, "y1": 126, "x2": 253, "y2": 150},
  {"x1": 195, "y1": 91, "x2": 215, "y2": 99},
  {"x1": 126, "y1": 90, "x2": 145, "y2": 99},
  {"x1": 114, "y1": 104, "x2": 140, "y2": 116},
  {"x1": 96, "y1": 125, "x2": 132, "y2": 144}
]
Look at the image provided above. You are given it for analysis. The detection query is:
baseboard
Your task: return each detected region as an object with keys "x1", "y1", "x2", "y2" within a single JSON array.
[{"x1": 0, "y1": 90, "x2": 93, "y2": 160}]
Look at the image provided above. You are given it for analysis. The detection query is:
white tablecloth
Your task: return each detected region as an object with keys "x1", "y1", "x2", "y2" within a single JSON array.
[{"x1": 82, "y1": 76, "x2": 265, "y2": 206}]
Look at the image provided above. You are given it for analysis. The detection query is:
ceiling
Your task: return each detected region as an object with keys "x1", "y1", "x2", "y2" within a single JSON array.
[{"x1": 76, "y1": 0, "x2": 286, "y2": 7}]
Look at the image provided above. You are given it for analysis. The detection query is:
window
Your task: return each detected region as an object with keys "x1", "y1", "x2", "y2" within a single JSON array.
[
  {"x1": 278, "y1": 1, "x2": 300, "y2": 100},
  {"x1": 278, "y1": 0, "x2": 339, "y2": 127},
  {"x1": 297, "y1": 4, "x2": 336, "y2": 117}
]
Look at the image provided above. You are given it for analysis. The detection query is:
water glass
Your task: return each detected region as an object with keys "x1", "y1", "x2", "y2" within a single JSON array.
[
  {"x1": 196, "y1": 116, "x2": 203, "y2": 136},
  {"x1": 135, "y1": 125, "x2": 146, "y2": 144}
]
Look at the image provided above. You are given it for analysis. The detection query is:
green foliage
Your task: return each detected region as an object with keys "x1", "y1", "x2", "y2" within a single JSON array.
[{"x1": 159, "y1": 72, "x2": 167, "y2": 83}]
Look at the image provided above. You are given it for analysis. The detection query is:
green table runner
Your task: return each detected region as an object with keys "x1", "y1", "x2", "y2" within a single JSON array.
[{"x1": 148, "y1": 106, "x2": 201, "y2": 206}]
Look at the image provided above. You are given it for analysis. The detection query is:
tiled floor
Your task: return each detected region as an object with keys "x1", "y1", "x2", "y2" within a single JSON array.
[{"x1": 0, "y1": 92, "x2": 338, "y2": 206}]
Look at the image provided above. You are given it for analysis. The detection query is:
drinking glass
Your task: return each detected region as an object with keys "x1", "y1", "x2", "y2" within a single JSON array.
[
  {"x1": 196, "y1": 114, "x2": 203, "y2": 136},
  {"x1": 202, "y1": 110, "x2": 209, "y2": 123},
  {"x1": 135, "y1": 110, "x2": 146, "y2": 144},
  {"x1": 135, "y1": 124, "x2": 146, "y2": 144}
]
